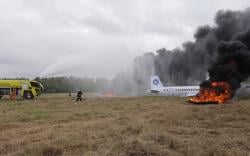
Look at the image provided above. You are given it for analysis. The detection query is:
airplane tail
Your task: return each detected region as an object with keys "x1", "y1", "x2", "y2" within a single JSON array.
[{"x1": 150, "y1": 75, "x2": 163, "y2": 89}]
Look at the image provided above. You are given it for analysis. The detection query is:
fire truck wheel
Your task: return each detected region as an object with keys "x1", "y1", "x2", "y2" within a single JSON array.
[{"x1": 23, "y1": 91, "x2": 34, "y2": 99}]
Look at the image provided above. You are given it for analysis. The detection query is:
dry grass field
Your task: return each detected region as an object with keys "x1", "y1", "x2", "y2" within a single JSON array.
[{"x1": 0, "y1": 94, "x2": 250, "y2": 156}]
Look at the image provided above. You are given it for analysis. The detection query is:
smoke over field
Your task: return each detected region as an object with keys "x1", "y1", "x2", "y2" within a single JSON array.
[
  {"x1": 38, "y1": 8, "x2": 250, "y2": 96},
  {"x1": 133, "y1": 8, "x2": 250, "y2": 90}
]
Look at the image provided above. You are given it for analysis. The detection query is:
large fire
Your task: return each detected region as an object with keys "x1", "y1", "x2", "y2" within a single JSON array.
[{"x1": 189, "y1": 82, "x2": 232, "y2": 104}]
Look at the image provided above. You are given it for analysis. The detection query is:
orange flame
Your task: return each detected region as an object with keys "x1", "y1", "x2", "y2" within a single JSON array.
[
  {"x1": 103, "y1": 91, "x2": 115, "y2": 97},
  {"x1": 189, "y1": 82, "x2": 232, "y2": 104}
]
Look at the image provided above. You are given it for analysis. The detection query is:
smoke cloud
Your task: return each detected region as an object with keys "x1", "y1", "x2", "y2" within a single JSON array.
[
  {"x1": 205, "y1": 41, "x2": 250, "y2": 96},
  {"x1": 38, "y1": 8, "x2": 250, "y2": 96},
  {"x1": 132, "y1": 8, "x2": 250, "y2": 91}
]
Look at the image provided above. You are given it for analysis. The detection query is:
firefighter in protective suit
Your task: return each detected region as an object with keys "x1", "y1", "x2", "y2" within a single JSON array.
[{"x1": 76, "y1": 90, "x2": 83, "y2": 101}]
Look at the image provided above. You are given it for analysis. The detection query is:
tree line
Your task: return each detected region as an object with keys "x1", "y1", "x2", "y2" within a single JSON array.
[
  {"x1": 34, "y1": 77, "x2": 108, "y2": 93},
  {"x1": 34, "y1": 75, "x2": 137, "y2": 95}
]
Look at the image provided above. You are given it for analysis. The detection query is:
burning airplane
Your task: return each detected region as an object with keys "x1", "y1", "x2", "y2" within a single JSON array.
[{"x1": 190, "y1": 40, "x2": 250, "y2": 104}]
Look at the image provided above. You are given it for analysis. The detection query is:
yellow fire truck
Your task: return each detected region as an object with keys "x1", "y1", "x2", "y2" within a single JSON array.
[{"x1": 0, "y1": 80, "x2": 44, "y2": 99}]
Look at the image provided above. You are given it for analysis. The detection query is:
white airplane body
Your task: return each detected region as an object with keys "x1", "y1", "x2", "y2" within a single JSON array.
[{"x1": 148, "y1": 75, "x2": 200, "y2": 97}]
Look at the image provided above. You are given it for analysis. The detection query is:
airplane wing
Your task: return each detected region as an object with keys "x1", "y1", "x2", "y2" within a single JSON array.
[
  {"x1": 186, "y1": 93, "x2": 197, "y2": 97},
  {"x1": 147, "y1": 89, "x2": 160, "y2": 93},
  {"x1": 179, "y1": 93, "x2": 197, "y2": 97}
]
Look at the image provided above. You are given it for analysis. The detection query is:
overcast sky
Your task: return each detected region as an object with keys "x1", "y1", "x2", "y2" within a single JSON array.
[{"x1": 0, "y1": 0, "x2": 249, "y2": 78}]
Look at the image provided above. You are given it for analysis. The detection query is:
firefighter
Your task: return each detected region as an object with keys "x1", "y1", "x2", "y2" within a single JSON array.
[
  {"x1": 10, "y1": 88, "x2": 16, "y2": 100},
  {"x1": 76, "y1": 90, "x2": 83, "y2": 102}
]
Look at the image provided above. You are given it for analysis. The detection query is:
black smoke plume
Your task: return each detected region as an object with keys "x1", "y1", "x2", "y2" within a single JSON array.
[
  {"x1": 132, "y1": 8, "x2": 250, "y2": 91},
  {"x1": 202, "y1": 41, "x2": 250, "y2": 96}
]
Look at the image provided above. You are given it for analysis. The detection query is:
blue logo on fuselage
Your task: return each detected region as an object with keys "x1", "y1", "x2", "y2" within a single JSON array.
[{"x1": 153, "y1": 79, "x2": 159, "y2": 85}]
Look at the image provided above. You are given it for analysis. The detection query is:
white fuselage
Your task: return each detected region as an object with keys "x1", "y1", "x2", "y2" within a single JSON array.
[
  {"x1": 148, "y1": 75, "x2": 200, "y2": 97},
  {"x1": 149, "y1": 86, "x2": 199, "y2": 97}
]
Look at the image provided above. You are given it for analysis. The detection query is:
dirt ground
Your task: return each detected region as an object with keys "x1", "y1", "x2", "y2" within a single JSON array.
[{"x1": 0, "y1": 94, "x2": 250, "y2": 156}]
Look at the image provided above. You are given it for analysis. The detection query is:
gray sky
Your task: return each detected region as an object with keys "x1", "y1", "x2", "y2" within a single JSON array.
[{"x1": 0, "y1": 0, "x2": 249, "y2": 78}]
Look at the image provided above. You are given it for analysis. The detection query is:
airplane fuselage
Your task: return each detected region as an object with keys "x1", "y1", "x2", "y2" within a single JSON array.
[
  {"x1": 149, "y1": 86, "x2": 199, "y2": 97},
  {"x1": 148, "y1": 75, "x2": 200, "y2": 97}
]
